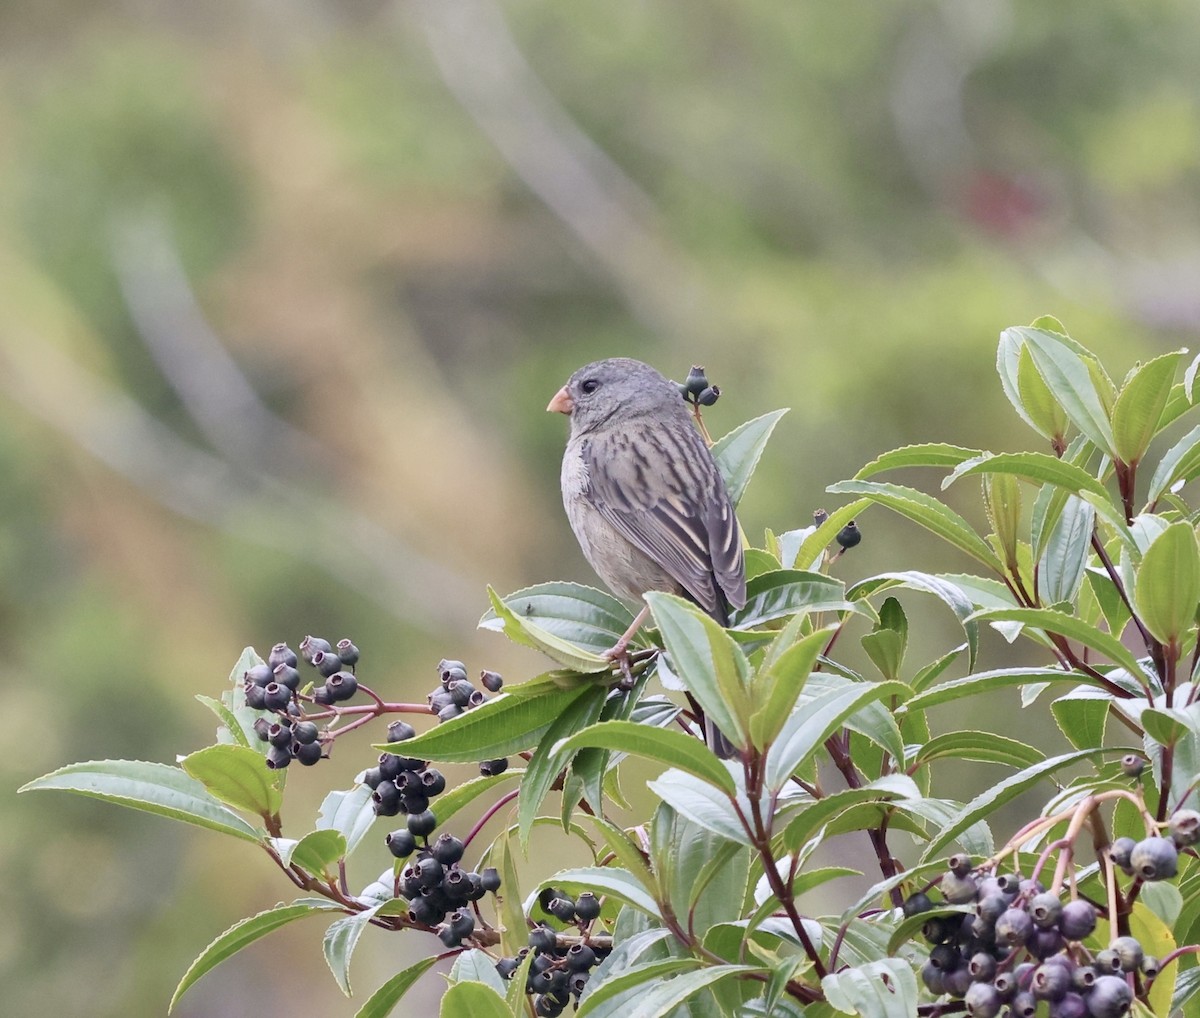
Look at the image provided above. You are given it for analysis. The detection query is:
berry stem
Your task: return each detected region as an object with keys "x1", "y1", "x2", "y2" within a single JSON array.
[{"x1": 463, "y1": 789, "x2": 519, "y2": 849}]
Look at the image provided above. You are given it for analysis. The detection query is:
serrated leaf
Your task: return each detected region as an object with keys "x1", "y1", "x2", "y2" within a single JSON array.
[
  {"x1": 1113, "y1": 351, "x2": 1183, "y2": 465},
  {"x1": 1050, "y1": 689, "x2": 1110, "y2": 751},
  {"x1": 555, "y1": 720, "x2": 736, "y2": 795},
  {"x1": 968, "y1": 606, "x2": 1150, "y2": 687},
  {"x1": 765, "y1": 679, "x2": 909, "y2": 790},
  {"x1": 1134, "y1": 521, "x2": 1200, "y2": 645},
  {"x1": 478, "y1": 582, "x2": 639, "y2": 656},
  {"x1": 372, "y1": 683, "x2": 593, "y2": 762},
  {"x1": 170, "y1": 898, "x2": 345, "y2": 1012},
  {"x1": 711, "y1": 409, "x2": 789, "y2": 506},
  {"x1": 750, "y1": 625, "x2": 835, "y2": 748},
  {"x1": 1147, "y1": 423, "x2": 1200, "y2": 504},
  {"x1": 279, "y1": 829, "x2": 346, "y2": 876},
  {"x1": 483, "y1": 586, "x2": 610, "y2": 672},
  {"x1": 195, "y1": 694, "x2": 252, "y2": 749},
  {"x1": 1040, "y1": 496, "x2": 1095, "y2": 605},
  {"x1": 180, "y1": 744, "x2": 283, "y2": 818},
  {"x1": 575, "y1": 958, "x2": 701, "y2": 1018},
  {"x1": 912, "y1": 731, "x2": 1045, "y2": 770},
  {"x1": 646, "y1": 592, "x2": 751, "y2": 751},
  {"x1": 854, "y1": 443, "x2": 983, "y2": 478},
  {"x1": 731, "y1": 569, "x2": 859, "y2": 629},
  {"x1": 821, "y1": 958, "x2": 918, "y2": 1018},
  {"x1": 848, "y1": 571, "x2": 980, "y2": 671},
  {"x1": 903, "y1": 666, "x2": 1124, "y2": 712},
  {"x1": 647, "y1": 769, "x2": 746, "y2": 842},
  {"x1": 450, "y1": 949, "x2": 508, "y2": 995},
  {"x1": 1016, "y1": 340, "x2": 1070, "y2": 441},
  {"x1": 827, "y1": 479, "x2": 1005, "y2": 573},
  {"x1": 19, "y1": 760, "x2": 261, "y2": 842},
  {"x1": 324, "y1": 905, "x2": 385, "y2": 996},
  {"x1": 438, "y1": 981, "x2": 512, "y2": 1018},
  {"x1": 316, "y1": 785, "x2": 376, "y2": 857},
  {"x1": 780, "y1": 776, "x2": 921, "y2": 853},
  {"x1": 353, "y1": 956, "x2": 439, "y2": 1018},
  {"x1": 919, "y1": 747, "x2": 1118, "y2": 861},
  {"x1": 587, "y1": 963, "x2": 759, "y2": 1018},
  {"x1": 519, "y1": 684, "x2": 608, "y2": 843},
  {"x1": 1014, "y1": 326, "x2": 1115, "y2": 453}
]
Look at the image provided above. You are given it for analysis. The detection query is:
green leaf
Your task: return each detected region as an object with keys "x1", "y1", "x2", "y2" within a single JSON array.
[
  {"x1": 585, "y1": 964, "x2": 759, "y2": 1018},
  {"x1": 731, "y1": 569, "x2": 860, "y2": 629},
  {"x1": 794, "y1": 500, "x2": 871, "y2": 570},
  {"x1": 827, "y1": 479, "x2": 1005, "y2": 574},
  {"x1": 1039, "y1": 496, "x2": 1095, "y2": 605},
  {"x1": 373, "y1": 682, "x2": 594, "y2": 762},
  {"x1": 554, "y1": 720, "x2": 736, "y2": 795},
  {"x1": 575, "y1": 958, "x2": 701, "y2": 1018},
  {"x1": 912, "y1": 731, "x2": 1045, "y2": 770},
  {"x1": 494, "y1": 832, "x2": 527, "y2": 958},
  {"x1": 904, "y1": 666, "x2": 1124, "y2": 712},
  {"x1": 535, "y1": 866, "x2": 662, "y2": 919},
  {"x1": 646, "y1": 592, "x2": 751, "y2": 751},
  {"x1": 324, "y1": 904, "x2": 388, "y2": 996},
  {"x1": 180, "y1": 744, "x2": 283, "y2": 818},
  {"x1": 1050, "y1": 689, "x2": 1110, "y2": 751},
  {"x1": 1016, "y1": 340, "x2": 1070, "y2": 441},
  {"x1": 944, "y1": 451, "x2": 1127, "y2": 538},
  {"x1": 711, "y1": 409, "x2": 789, "y2": 506},
  {"x1": 968, "y1": 606, "x2": 1150, "y2": 686},
  {"x1": 428, "y1": 769, "x2": 523, "y2": 829},
  {"x1": 519, "y1": 684, "x2": 609, "y2": 843},
  {"x1": 1134, "y1": 521, "x2": 1200, "y2": 645},
  {"x1": 438, "y1": 981, "x2": 513, "y2": 1018},
  {"x1": 821, "y1": 958, "x2": 918, "y2": 1018},
  {"x1": 765, "y1": 679, "x2": 909, "y2": 790},
  {"x1": 848, "y1": 571, "x2": 980, "y2": 671},
  {"x1": 19, "y1": 760, "x2": 262, "y2": 842},
  {"x1": 1147, "y1": 423, "x2": 1200, "y2": 504},
  {"x1": 478, "y1": 582, "x2": 639, "y2": 656},
  {"x1": 750, "y1": 625, "x2": 835, "y2": 748},
  {"x1": 647, "y1": 769, "x2": 747, "y2": 842},
  {"x1": 482, "y1": 586, "x2": 610, "y2": 673},
  {"x1": 169, "y1": 898, "x2": 345, "y2": 1012},
  {"x1": 919, "y1": 747, "x2": 1119, "y2": 861},
  {"x1": 316, "y1": 785, "x2": 376, "y2": 857},
  {"x1": 1014, "y1": 326, "x2": 1115, "y2": 453},
  {"x1": 854, "y1": 443, "x2": 982, "y2": 478},
  {"x1": 276, "y1": 829, "x2": 346, "y2": 876},
  {"x1": 450, "y1": 949, "x2": 508, "y2": 995},
  {"x1": 779, "y1": 775, "x2": 921, "y2": 853},
  {"x1": 1113, "y1": 351, "x2": 1183, "y2": 465},
  {"x1": 195, "y1": 694, "x2": 252, "y2": 749},
  {"x1": 353, "y1": 956, "x2": 439, "y2": 1018}
]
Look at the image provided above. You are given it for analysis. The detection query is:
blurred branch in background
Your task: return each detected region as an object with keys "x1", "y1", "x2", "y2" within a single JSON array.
[
  {"x1": 409, "y1": 0, "x2": 716, "y2": 345},
  {"x1": 0, "y1": 225, "x2": 480, "y2": 631}
]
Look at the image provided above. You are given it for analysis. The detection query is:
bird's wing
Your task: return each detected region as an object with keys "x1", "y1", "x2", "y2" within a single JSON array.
[{"x1": 581, "y1": 420, "x2": 745, "y2": 618}]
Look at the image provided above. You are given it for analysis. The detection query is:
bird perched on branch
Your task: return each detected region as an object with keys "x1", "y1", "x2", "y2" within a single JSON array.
[{"x1": 548, "y1": 358, "x2": 746, "y2": 754}]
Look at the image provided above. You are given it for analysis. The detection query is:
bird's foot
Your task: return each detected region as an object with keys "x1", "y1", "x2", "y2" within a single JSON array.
[{"x1": 603, "y1": 641, "x2": 636, "y2": 688}]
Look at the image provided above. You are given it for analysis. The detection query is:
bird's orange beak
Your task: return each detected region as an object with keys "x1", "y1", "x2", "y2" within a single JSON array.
[{"x1": 547, "y1": 385, "x2": 574, "y2": 414}]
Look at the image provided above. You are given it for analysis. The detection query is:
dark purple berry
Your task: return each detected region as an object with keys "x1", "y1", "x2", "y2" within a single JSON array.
[
  {"x1": 431, "y1": 833, "x2": 464, "y2": 865},
  {"x1": 995, "y1": 907, "x2": 1033, "y2": 948},
  {"x1": 407, "y1": 895, "x2": 442, "y2": 926},
  {"x1": 968, "y1": 953, "x2": 996, "y2": 981},
  {"x1": 421, "y1": 769, "x2": 447, "y2": 796},
  {"x1": 1071, "y1": 966, "x2": 1096, "y2": 992},
  {"x1": 311, "y1": 684, "x2": 333, "y2": 705},
  {"x1": 496, "y1": 957, "x2": 520, "y2": 980},
  {"x1": 1141, "y1": 955, "x2": 1161, "y2": 978},
  {"x1": 438, "y1": 659, "x2": 467, "y2": 683},
  {"x1": 1086, "y1": 974, "x2": 1132, "y2": 1018},
  {"x1": 327, "y1": 671, "x2": 357, "y2": 702},
  {"x1": 401, "y1": 792, "x2": 430, "y2": 815},
  {"x1": 437, "y1": 703, "x2": 462, "y2": 723},
  {"x1": 1120, "y1": 754, "x2": 1145, "y2": 777},
  {"x1": 481, "y1": 670, "x2": 503, "y2": 692},
  {"x1": 548, "y1": 896, "x2": 577, "y2": 922},
  {"x1": 1029, "y1": 891, "x2": 1063, "y2": 929},
  {"x1": 920, "y1": 961, "x2": 945, "y2": 995},
  {"x1": 1030, "y1": 928, "x2": 1065, "y2": 959},
  {"x1": 696, "y1": 385, "x2": 720, "y2": 406},
  {"x1": 836, "y1": 521, "x2": 862, "y2": 550},
  {"x1": 294, "y1": 740, "x2": 322, "y2": 766},
  {"x1": 480, "y1": 758, "x2": 509, "y2": 777},
  {"x1": 1093, "y1": 950, "x2": 1122, "y2": 975},
  {"x1": 245, "y1": 663, "x2": 274, "y2": 687},
  {"x1": 1051, "y1": 991, "x2": 1087, "y2": 1018},
  {"x1": 976, "y1": 893, "x2": 1009, "y2": 923},
  {"x1": 263, "y1": 682, "x2": 292, "y2": 710},
  {"x1": 265, "y1": 744, "x2": 292, "y2": 769},
  {"x1": 244, "y1": 683, "x2": 267, "y2": 710},
  {"x1": 1130, "y1": 836, "x2": 1178, "y2": 881},
  {"x1": 1010, "y1": 991, "x2": 1037, "y2": 1018},
  {"x1": 929, "y1": 944, "x2": 961, "y2": 971},
  {"x1": 575, "y1": 890, "x2": 600, "y2": 920},
  {"x1": 903, "y1": 891, "x2": 933, "y2": 917},
  {"x1": 443, "y1": 868, "x2": 470, "y2": 899},
  {"x1": 529, "y1": 926, "x2": 557, "y2": 953},
  {"x1": 566, "y1": 944, "x2": 596, "y2": 971},
  {"x1": 387, "y1": 720, "x2": 417, "y2": 743},
  {"x1": 300, "y1": 635, "x2": 331, "y2": 663},
  {"x1": 273, "y1": 663, "x2": 301, "y2": 690},
  {"x1": 361, "y1": 767, "x2": 383, "y2": 789},
  {"x1": 252, "y1": 717, "x2": 272, "y2": 741},
  {"x1": 335, "y1": 639, "x2": 359, "y2": 666},
  {"x1": 942, "y1": 871, "x2": 978, "y2": 904},
  {"x1": 448, "y1": 679, "x2": 474, "y2": 707},
  {"x1": 1109, "y1": 837, "x2": 1136, "y2": 873},
  {"x1": 964, "y1": 981, "x2": 1002, "y2": 1018},
  {"x1": 449, "y1": 909, "x2": 475, "y2": 939},
  {"x1": 407, "y1": 809, "x2": 437, "y2": 837},
  {"x1": 1059, "y1": 900, "x2": 1097, "y2": 940},
  {"x1": 268, "y1": 643, "x2": 298, "y2": 669},
  {"x1": 1109, "y1": 936, "x2": 1143, "y2": 973},
  {"x1": 378, "y1": 753, "x2": 404, "y2": 781},
  {"x1": 312, "y1": 650, "x2": 342, "y2": 677},
  {"x1": 386, "y1": 829, "x2": 417, "y2": 858},
  {"x1": 372, "y1": 782, "x2": 402, "y2": 817},
  {"x1": 684, "y1": 365, "x2": 709, "y2": 396},
  {"x1": 568, "y1": 971, "x2": 589, "y2": 996},
  {"x1": 292, "y1": 721, "x2": 319, "y2": 744},
  {"x1": 1032, "y1": 963, "x2": 1071, "y2": 1001},
  {"x1": 428, "y1": 688, "x2": 454, "y2": 713}
]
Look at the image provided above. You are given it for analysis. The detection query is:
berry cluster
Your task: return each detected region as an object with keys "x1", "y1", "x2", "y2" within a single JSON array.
[
  {"x1": 494, "y1": 888, "x2": 609, "y2": 1016},
  {"x1": 908, "y1": 836, "x2": 1190, "y2": 1018},
  {"x1": 245, "y1": 638, "x2": 358, "y2": 768},
  {"x1": 388, "y1": 829, "x2": 501, "y2": 946},
  {"x1": 674, "y1": 364, "x2": 720, "y2": 407},
  {"x1": 426, "y1": 659, "x2": 508, "y2": 776}
]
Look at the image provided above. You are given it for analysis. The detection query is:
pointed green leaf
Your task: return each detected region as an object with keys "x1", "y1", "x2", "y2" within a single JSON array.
[
  {"x1": 647, "y1": 769, "x2": 746, "y2": 842},
  {"x1": 919, "y1": 747, "x2": 1119, "y2": 861},
  {"x1": 585, "y1": 964, "x2": 759, "y2": 1018},
  {"x1": 180, "y1": 744, "x2": 283, "y2": 818},
  {"x1": 646, "y1": 592, "x2": 750, "y2": 751},
  {"x1": 575, "y1": 958, "x2": 702, "y2": 1018},
  {"x1": 478, "y1": 582, "x2": 639, "y2": 656},
  {"x1": 170, "y1": 898, "x2": 345, "y2": 1012},
  {"x1": 904, "y1": 666, "x2": 1126, "y2": 712},
  {"x1": 765, "y1": 679, "x2": 909, "y2": 790},
  {"x1": 822, "y1": 958, "x2": 918, "y2": 1018},
  {"x1": 554, "y1": 720, "x2": 736, "y2": 794},
  {"x1": 353, "y1": 956, "x2": 439, "y2": 1018},
  {"x1": 438, "y1": 981, "x2": 512, "y2": 1018},
  {"x1": 19, "y1": 760, "x2": 261, "y2": 842},
  {"x1": 1014, "y1": 326, "x2": 1115, "y2": 453},
  {"x1": 324, "y1": 904, "x2": 388, "y2": 996},
  {"x1": 1016, "y1": 340, "x2": 1070, "y2": 441},
  {"x1": 854, "y1": 443, "x2": 982, "y2": 478},
  {"x1": 195, "y1": 694, "x2": 252, "y2": 749},
  {"x1": 316, "y1": 785, "x2": 376, "y2": 857},
  {"x1": 1147, "y1": 424, "x2": 1200, "y2": 504},
  {"x1": 1040, "y1": 496, "x2": 1095, "y2": 605},
  {"x1": 276, "y1": 829, "x2": 346, "y2": 876},
  {"x1": 1050, "y1": 689, "x2": 1110, "y2": 751},
  {"x1": 1134, "y1": 521, "x2": 1200, "y2": 645},
  {"x1": 731, "y1": 569, "x2": 860, "y2": 629},
  {"x1": 711, "y1": 409, "x2": 789, "y2": 506},
  {"x1": 483, "y1": 586, "x2": 610, "y2": 673},
  {"x1": 913, "y1": 731, "x2": 1044, "y2": 770},
  {"x1": 373, "y1": 683, "x2": 593, "y2": 762},
  {"x1": 750, "y1": 625, "x2": 835, "y2": 748},
  {"x1": 794, "y1": 499, "x2": 871, "y2": 569},
  {"x1": 827, "y1": 480, "x2": 1005, "y2": 573},
  {"x1": 449, "y1": 949, "x2": 508, "y2": 994},
  {"x1": 1113, "y1": 351, "x2": 1183, "y2": 465}
]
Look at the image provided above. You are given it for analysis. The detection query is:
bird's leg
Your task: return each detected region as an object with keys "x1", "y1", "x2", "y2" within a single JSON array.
[{"x1": 604, "y1": 605, "x2": 651, "y2": 685}]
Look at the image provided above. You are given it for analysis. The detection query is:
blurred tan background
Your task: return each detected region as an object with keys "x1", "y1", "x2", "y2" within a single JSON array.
[{"x1": 3, "y1": 1, "x2": 1198, "y2": 1014}]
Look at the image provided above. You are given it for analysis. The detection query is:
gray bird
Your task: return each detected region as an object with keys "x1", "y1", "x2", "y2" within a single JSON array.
[{"x1": 548, "y1": 359, "x2": 746, "y2": 756}]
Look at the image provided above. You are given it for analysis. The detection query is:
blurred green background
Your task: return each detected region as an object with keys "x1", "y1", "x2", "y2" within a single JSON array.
[{"x1": 3, "y1": 1, "x2": 1198, "y2": 1014}]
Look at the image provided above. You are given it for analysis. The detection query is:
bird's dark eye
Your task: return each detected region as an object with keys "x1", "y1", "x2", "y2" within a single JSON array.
[{"x1": 580, "y1": 378, "x2": 600, "y2": 395}]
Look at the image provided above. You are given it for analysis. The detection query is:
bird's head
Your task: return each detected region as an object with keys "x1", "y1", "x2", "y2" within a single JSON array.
[{"x1": 547, "y1": 358, "x2": 678, "y2": 435}]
